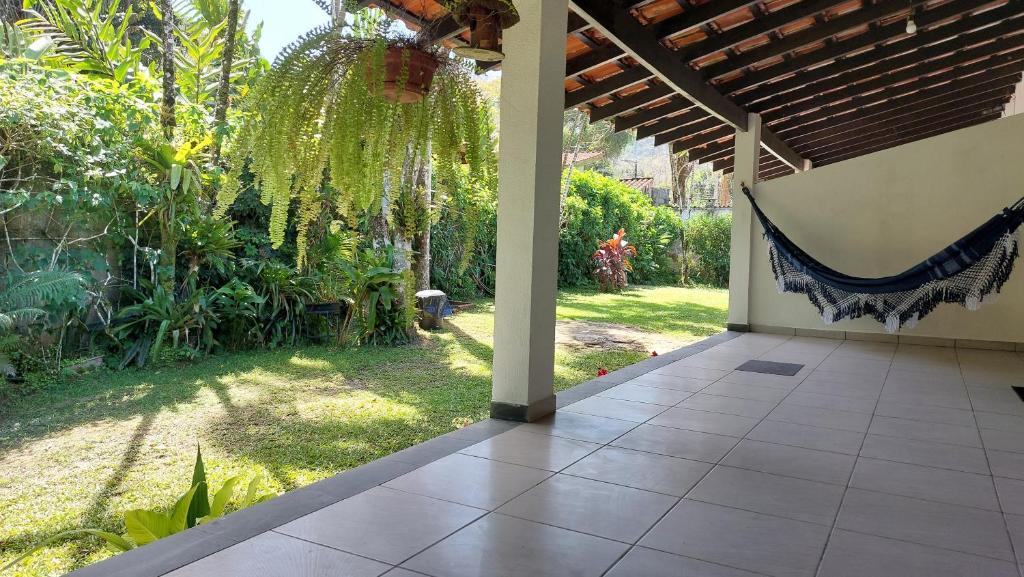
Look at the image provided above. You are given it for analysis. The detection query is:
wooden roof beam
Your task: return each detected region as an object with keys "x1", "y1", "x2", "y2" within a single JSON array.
[
  {"x1": 565, "y1": 66, "x2": 654, "y2": 108},
  {"x1": 733, "y1": 5, "x2": 1024, "y2": 104},
  {"x1": 654, "y1": 117, "x2": 723, "y2": 146},
  {"x1": 636, "y1": 108, "x2": 709, "y2": 139},
  {"x1": 650, "y1": 0, "x2": 762, "y2": 41},
  {"x1": 590, "y1": 85, "x2": 679, "y2": 122},
  {"x1": 613, "y1": 98, "x2": 691, "y2": 131}
]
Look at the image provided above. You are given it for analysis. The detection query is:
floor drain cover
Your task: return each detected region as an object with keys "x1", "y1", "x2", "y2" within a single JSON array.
[
  {"x1": 1013, "y1": 386, "x2": 1024, "y2": 403},
  {"x1": 735, "y1": 360, "x2": 804, "y2": 376}
]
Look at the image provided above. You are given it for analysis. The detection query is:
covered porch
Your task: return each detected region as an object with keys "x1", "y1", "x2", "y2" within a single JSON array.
[{"x1": 70, "y1": 0, "x2": 1024, "y2": 575}]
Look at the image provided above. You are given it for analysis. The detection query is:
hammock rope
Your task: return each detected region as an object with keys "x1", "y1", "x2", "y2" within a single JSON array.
[{"x1": 741, "y1": 185, "x2": 1024, "y2": 332}]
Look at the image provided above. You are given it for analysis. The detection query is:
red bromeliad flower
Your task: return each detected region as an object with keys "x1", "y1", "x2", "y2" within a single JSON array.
[
  {"x1": 592, "y1": 228, "x2": 638, "y2": 292},
  {"x1": 597, "y1": 367, "x2": 609, "y2": 376}
]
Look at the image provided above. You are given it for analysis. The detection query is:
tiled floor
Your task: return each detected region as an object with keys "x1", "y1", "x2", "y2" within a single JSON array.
[{"x1": 164, "y1": 334, "x2": 1024, "y2": 577}]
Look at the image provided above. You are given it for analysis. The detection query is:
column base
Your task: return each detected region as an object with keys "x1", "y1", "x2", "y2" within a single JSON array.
[
  {"x1": 490, "y1": 395, "x2": 556, "y2": 422},
  {"x1": 727, "y1": 323, "x2": 751, "y2": 332}
]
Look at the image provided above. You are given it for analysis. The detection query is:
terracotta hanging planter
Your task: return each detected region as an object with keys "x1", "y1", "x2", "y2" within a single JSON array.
[
  {"x1": 449, "y1": 0, "x2": 519, "y2": 62},
  {"x1": 374, "y1": 46, "x2": 440, "y2": 104}
]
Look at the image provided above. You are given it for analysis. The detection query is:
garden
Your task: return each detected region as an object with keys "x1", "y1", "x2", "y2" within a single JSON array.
[{"x1": 0, "y1": 1, "x2": 730, "y2": 575}]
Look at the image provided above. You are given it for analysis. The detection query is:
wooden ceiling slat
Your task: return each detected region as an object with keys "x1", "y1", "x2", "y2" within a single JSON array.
[
  {"x1": 770, "y1": 68, "x2": 1023, "y2": 135},
  {"x1": 732, "y1": 6, "x2": 1024, "y2": 104},
  {"x1": 799, "y1": 99, "x2": 1010, "y2": 157},
  {"x1": 565, "y1": 66, "x2": 654, "y2": 107},
  {"x1": 696, "y1": 144, "x2": 734, "y2": 164},
  {"x1": 750, "y1": 24, "x2": 1024, "y2": 114},
  {"x1": 701, "y1": 0, "x2": 915, "y2": 80},
  {"x1": 717, "y1": 0, "x2": 1004, "y2": 91},
  {"x1": 714, "y1": 151, "x2": 779, "y2": 173},
  {"x1": 788, "y1": 85, "x2": 1015, "y2": 150},
  {"x1": 764, "y1": 50, "x2": 1024, "y2": 126},
  {"x1": 613, "y1": 98, "x2": 691, "y2": 130},
  {"x1": 570, "y1": 0, "x2": 750, "y2": 128},
  {"x1": 814, "y1": 112, "x2": 1002, "y2": 165},
  {"x1": 635, "y1": 108, "x2": 709, "y2": 139},
  {"x1": 660, "y1": 125, "x2": 733, "y2": 150},
  {"x1": 588, "y1": 85, "x2": 678, "y2": 121},
  {"x1": 678, "y1": 0, "x2": 838, "y2": 63},
  {"x1": 653, "y1": 117, "x2": 724, "y2": 147},
  {"x1": 650, "y1": 0, "x2": 762, "y2": 41},
  {"x1": 566, "y1": 44, "x2": 627, "y2": 78}
]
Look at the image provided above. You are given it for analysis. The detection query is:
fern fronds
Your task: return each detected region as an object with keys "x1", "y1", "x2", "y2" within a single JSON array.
[{"x1": 0, "y1": 271, "x2": 87, "y2": 333}]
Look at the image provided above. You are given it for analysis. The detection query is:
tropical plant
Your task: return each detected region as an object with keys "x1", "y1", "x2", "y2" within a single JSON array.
[
  {"x1": 215, "y1": 16, "x2": 487, "y2": 268},
  {"x1": 19, "y1": 0, "x2": 150, "y2": 83},
  {"x1": 0, "y1": 270, "x2": 87, "y2": 377},
  {"x1": 209, "y1": 278, "x2": 263, "y2": 350},
  {"x1": 0, "y1": 446, "x2": 275, "y2": 573},
  {"x1": 109, "y1": 281, "x2": 210, "y2": 367},
  {"x1": 238, "y1": 259, "x2": 317, "y2": 347},
  {"x1": 341, "y1": 248, "x2": 409, "y2": 345},
  {"x1": 593, "y1": 229, "x2": 638, "y2": 292}
]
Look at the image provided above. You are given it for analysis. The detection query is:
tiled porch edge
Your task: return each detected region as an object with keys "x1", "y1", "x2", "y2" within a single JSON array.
[
  {"x1": 746, "y1": 324, "x2": 1024, "y2": 351},
  {"x1": 65, "y1": 331, "x2": 742, "y2": 577}
]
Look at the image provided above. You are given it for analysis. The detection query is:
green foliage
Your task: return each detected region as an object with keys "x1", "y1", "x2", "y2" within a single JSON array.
[
  {"x1": 592, "y1": 229, "x2": 637, "y2": 293},
  {"x1": 559, "y1": 171, "x2": 682, "y2": 288},
  {"x1": 681, "y1": 212, "x2": 732, "y2": 287},
  {"x1": 217, "y1": 28, "x2": 487, "y2": 267},
  {"x1": 0, "y1": 445, "x2": 275, "y2": 575},
  {"x1": 341, "y1": 248, "x2": 409, "y2": 346},
  {"x1": 0, "y1": 270, "x2": 87, "y2": 378},
  {"x1": 20, "y1": 0, "x2": 150, "y2": 83}
]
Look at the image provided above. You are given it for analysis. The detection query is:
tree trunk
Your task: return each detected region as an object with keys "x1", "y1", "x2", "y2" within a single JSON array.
[
  {"x1": 0, "y1": 0, "x2": 22, "y2": 23},
  {"x1": 159, "y1": 0, "x2": 176, "y2": 140},
  {"x1": 669, "y1": 150, "x2": 692, "y2": 212},
  {"x1": 211, "y1": 0, "x2": 240, "y2": 165},
  {"x1": 412, "y1": 143, "x2": 432, "y2": 291}
]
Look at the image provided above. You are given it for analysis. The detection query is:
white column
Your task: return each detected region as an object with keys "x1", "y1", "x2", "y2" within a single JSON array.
[
  {"x1": 490, "y1": 0, "x2": 568, "y2": 421},
  {"x1": 728, "y1": 113, "x2": 762, "y2": 331}
]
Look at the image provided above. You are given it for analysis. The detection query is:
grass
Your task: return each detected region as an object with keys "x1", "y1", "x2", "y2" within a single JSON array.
[{"x1": 0, "y1": 286, "x2": 727, "y2": 576}]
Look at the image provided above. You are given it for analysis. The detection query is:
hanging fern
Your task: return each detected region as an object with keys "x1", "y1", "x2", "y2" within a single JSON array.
[{"x1": 217, "y1": 24, "x2": 486, "y2": 268}]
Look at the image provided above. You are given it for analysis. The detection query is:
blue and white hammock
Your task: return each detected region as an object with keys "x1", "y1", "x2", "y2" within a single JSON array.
[{"x1": 741, "y1": 186, "x2": 1024, "y2": 332}]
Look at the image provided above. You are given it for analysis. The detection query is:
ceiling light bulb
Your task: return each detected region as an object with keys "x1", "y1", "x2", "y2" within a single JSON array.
[{"x1": 906, "y1": 18, "x2": 917, "y2": 34}]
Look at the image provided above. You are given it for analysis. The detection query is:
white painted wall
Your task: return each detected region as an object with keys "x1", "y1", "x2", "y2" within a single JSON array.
[{"x1": 745, "y1": 114, "x2": 1024, "y2": 342}]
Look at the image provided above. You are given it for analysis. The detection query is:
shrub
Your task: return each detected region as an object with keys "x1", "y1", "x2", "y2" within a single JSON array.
[
  {"x1": 592, "y1": 229, "x2": 637, "y2": 292},
  {"x1": 681, "y1": 212, "x2": 732, "y2": 287}
]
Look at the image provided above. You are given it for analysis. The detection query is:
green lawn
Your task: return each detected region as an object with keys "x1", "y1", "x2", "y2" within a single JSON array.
[{"x1": 0, "y1": 286, "x2": 727, "y2": 576}]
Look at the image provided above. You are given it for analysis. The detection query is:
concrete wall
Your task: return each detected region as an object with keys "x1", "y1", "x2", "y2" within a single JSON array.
[{"x1": 745, "y1": 114, "x2": 1024, "y2": 343}]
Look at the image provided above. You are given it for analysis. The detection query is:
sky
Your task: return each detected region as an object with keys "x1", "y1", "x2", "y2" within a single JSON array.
[{"x1": 245, "y1": 0, "x2": 329, "y2": 60}]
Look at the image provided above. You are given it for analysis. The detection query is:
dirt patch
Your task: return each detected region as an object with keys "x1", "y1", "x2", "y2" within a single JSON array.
[{"x1": 555, "y1": 320, "x2": 692, "y2": 355}]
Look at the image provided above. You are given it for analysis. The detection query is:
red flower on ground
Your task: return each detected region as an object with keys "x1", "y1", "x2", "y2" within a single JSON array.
[
  {"x1": 651, "y1": 351, "x2": 658, "y2": 356},
  {"x1": 597, "y1": 367, "x2": 609, "y2": 376}
]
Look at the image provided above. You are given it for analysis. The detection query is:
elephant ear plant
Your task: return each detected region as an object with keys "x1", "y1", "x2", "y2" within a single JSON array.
[
  {"x1": 1, "y1": 446, "x2": 276, "y2": 573},
  {"x1": 215, "y1": 10, "x2": 488, "y2": 268}
]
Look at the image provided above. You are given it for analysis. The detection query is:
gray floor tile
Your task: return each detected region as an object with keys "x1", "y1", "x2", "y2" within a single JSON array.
[
  {"x1": 767, "y1": 404, "x2": 872, "y2": 433},
  {"x1": 994, "y1": 476, "x2": 1024, "y2": 515},
  {"x1": 605, "y1": 546, "x2": 764, "y2": 577},
  {"x1": 868, "y1": 415, "x2": 982, "y2": 447},
  {"x1": 850, "y1": 458, "x2": 1000, "y2": 511},
  {"x1": 859, "y1": 434, "x2": 990, "y2": 474},
  {"x1": 878, "y1": 390, "x2": 973, "y2": 410},
  {"x1": 382, "y1": 453, "x2": 550, "y2": 510},
  {"x1": 718, "y1": 370, "x2": 802, "y2": 390},
  {"x1": 818, "y1": 530, "x2": 1019, "y2": 577},
  {"x1": 277, "y1": 487, "x2": 483, "y2": 564},
  {"x1": 563, "y1": 395, "x2": 669, "y2": 423},
  {"x1": 688, "y1": 465, "x2": 844, "y2": 525},
  {"x1": 654, "y1": 363, "x2": 731, "y2": 381},
  {"x1": 805, "y1": 370, "x2": 886, "y2": 387},
  {"x1": 981, "y1": 428, "x2": 1024, "y2": 453},
  {"x1": 598, "y1": 383, "x2": 694, "y2": 406},
  {"x1": 516, "y1": 410, "x2": 638, "y2": 444},
  {"x1": 612, "y1": 424, "x2": 740, "y2": 463},
  {"x1": 969, "y1": 389, "x2": 1024, "y2": 417},
  {"x1": 746, "y1": 420, "x2": 864, "y2": 455},
  {"x1": 988, "y1": 449, "x2": 1024, "y2": 480},
  {"x1": 165, "y1": 531, "x2": 391, "y2": 577},
  {"x1": 836, "y1": 488, "x2": 1014, "y2": 561},
  {"x1": 648, "y1": 406, "x2": 760, "y2": 437},
  {"x1": 382, "y1": 570, "x2": 427, "y2": 577},
  {"x1": 780, "y1": 392, "x2": 876, "y2": 414},
  {"x1": 976, "y1": 411, "x2": 1024, "y2": 433},
  {"x1": 640, "y1": 499, "x2": 830, "y2": 577},
  {"x1": 625, "y1": 373, "x2": 714, "y2": 392},
  {"x1": 563, "y1": 446, "x2": 712, "y2": 496},
  {"x1": 874, "y1": 401, "x2": 977, "y2": 427},
  {"x1": 402, "y1": 513, "x2": 629, "y2": 577},
  {"x1": 1004, "y1": 513, "x2": 1024, "y2": 566},
  {"x1": 459, "y1": 429, "x2": 599, "y2": 472},
  {"x1": 720, "y1": 439, "x2": 856, "y2": 485},
  {"x1": 702, "y1": 381, "x2": 792, "y2": 403},
  {"x1": 679, "y1": 394, "x2": 778, "y2": 419},
  {"x1": 496, "y1": 474, "x2": 677, "y2": 543}
]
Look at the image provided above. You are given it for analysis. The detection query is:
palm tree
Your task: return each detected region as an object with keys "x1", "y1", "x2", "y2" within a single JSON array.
[{"x1": 211, "y1": 0, "x2": 239, "y2": 164}]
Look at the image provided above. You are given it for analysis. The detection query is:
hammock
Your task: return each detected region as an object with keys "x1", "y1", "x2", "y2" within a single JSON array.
[{"x1": 741, "y1": 185, "x2": 1024, "y2": 332}]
